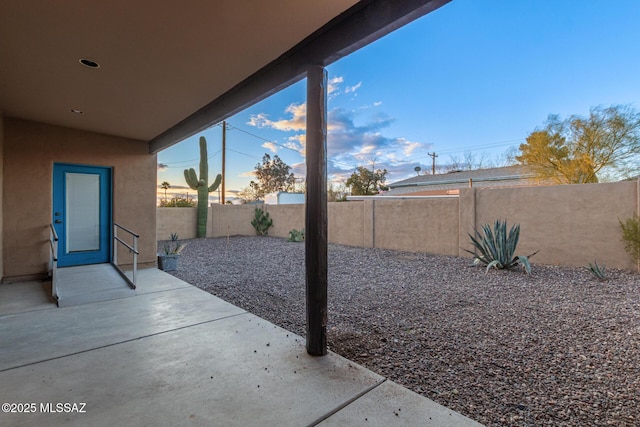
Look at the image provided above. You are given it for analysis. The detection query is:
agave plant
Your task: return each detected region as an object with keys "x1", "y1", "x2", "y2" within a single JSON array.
[
  {"x1": 465, "y1": 220, "x2": 537, "y2": 274},
  {"x1": 586, "y1": 261, "x2": 607, "y2": 281}
]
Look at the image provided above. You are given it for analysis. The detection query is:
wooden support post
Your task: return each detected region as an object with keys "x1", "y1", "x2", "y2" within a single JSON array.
[
  {"x1": 305, "y1": 66, "x2": 328, "y2": 356},
  {"x1": 221, "y1": 121, "x2": 226, "y2": 205}
]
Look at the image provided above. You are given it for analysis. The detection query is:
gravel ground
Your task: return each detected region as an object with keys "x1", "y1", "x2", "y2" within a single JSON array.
[{"x1": 163, "y1": 236, "x2": 640, "y2": 426}]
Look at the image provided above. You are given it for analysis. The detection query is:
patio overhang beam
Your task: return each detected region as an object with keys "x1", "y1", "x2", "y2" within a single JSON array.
[{"x1": 148, "y1": 0, "x2": 451, "y2": 153}]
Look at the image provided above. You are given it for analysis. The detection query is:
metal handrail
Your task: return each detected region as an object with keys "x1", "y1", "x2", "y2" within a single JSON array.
[
  {"x1": 113, "y1": 223, "x2": 139, "y2": 289},
  {"x1": 114, "y1": 223, "x2": 139, "y2": 238},
  {"x1": 49, "y1": 224, "x2": 59, "y2": 301}
]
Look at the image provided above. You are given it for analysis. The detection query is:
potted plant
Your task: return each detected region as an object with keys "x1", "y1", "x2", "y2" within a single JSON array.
[{"x1": 157, "y1": 233, "x2": 186, "y2": 271}]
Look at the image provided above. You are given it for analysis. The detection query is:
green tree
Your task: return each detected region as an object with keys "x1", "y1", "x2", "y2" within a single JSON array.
[
  {"x1": 160, "y1": 181, "x2": 171, "y2": 201},
  {"x1": 159, "y1": 195, "x2": 196, "y2": 207},
  {"x1": 345, "y1": 166, "x2": 388, "y2": 195},
  {"x1": 249, "y1": 154, "x2": 296, "y2": 200},
  {"x1": 516, "y1": 105, "x2": 640, "y2": 183}
]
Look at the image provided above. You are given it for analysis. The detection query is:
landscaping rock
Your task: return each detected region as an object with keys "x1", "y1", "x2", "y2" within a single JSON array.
[{"x1": 164, "y1": 236, "x2": 640, "y2": 427}]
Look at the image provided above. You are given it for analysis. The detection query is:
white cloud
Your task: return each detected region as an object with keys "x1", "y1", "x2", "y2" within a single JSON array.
[
  {"x1": 262, "y1": 142, "x2": 278, "y2": 153},
  {"x1": 400, "y1": 139, "x2": 423, "y2": 156},
  {"x1": 328, "y1": 76, "x2": 344, "y2": 94},
  {"x1": 245, "y1": 77, "x2": 434, "y2": 188},
  {"x1": 359, "y1": 145, "x2": 376, "y2": 155},
  {"x1": 285, "y1": 134, "x2": 306, "y2": 155},
  {"x1": 274, "y1": 103, "x2": 307, "y2": 131},
  {"x1": 248, "y1": 103, "x2": 306, "y2": 132},
  {"x1": 345, "y1": 82, "x2": 362, "y2": 94},
  {"x1": 247, "y1": 113, "x2": 270, "y2": 128}
]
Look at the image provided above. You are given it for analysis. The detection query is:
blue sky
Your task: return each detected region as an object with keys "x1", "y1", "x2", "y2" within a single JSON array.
[{"x1": 157, "y1": 0, "x2": 640, "y2": 202}]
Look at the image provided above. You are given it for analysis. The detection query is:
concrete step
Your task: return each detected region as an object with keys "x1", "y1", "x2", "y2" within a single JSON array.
[{"x1": 55, "y1": 264, "x2": 136, "y2": 308}]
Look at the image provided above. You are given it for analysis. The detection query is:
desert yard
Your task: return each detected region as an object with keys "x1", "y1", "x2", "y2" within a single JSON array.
[{"x1": 163, "y1": 236, "x2": 640, "y2": 426}]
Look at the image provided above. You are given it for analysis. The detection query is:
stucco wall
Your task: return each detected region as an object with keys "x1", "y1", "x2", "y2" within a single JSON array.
[
  {"x1": 157, "y1": 207, "x2": 197, "y2": 240},
  {"x1": 208, "y1": 204, "x2": 257, "y2": 237},
  {"x1": 157, "y1": 180, "x2": 640, "y2": 270},
  {"x1": 3, "y1": 118, "x2": 157, "y2": 281},
  {"x1": 463, "y1": 182, "x2": 638, "y2": 269},
  {"x1": 264, "y1": 204, "x2": 304, "y2": 238},
  {"x1": 162, "y1": 202, "x2": 371, "y2": 244},
  {"x1": 374, "y1": 198, "x2": 459, "y2": 255},
  {"x1": 206, "y1": 203, "x2": 305, "y2": 239},
  {"x1": 328, "y1": 201, "x2": 367, "y2": 247}
]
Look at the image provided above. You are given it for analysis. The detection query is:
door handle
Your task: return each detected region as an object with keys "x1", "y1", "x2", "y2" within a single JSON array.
[{"x1": 55, "y1": 219, "x2": 62, "y2": 224}]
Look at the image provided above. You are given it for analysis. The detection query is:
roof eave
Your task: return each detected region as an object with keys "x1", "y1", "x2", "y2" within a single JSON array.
[{"x1": 148, "y1": 0, "x2": 451, "y2": 153}]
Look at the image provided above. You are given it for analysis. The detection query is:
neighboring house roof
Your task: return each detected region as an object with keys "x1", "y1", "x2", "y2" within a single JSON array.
[{"x1": 386, "y1": 165, "x2": 543, "y2": 195}]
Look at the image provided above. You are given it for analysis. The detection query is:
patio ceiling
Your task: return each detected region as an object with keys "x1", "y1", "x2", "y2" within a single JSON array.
[{"x1": 0, "y1": 0, "x2": 450, "y2": 151}]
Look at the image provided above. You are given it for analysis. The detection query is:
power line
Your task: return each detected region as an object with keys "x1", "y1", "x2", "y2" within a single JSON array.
[
  {"x1": 160, "y1": 157, "x2": 200, "y2": 165},
  {"x1": 227, "y1": 147, "x2": 262, "y2": 161},
  {"x1": 228, "y1": 124, "x2": 303, "y2": 154},
  {"x1": 161, "y1": 149, "x2": 222, "y2": 168},
  {"x1": 433, "y1": 138, "x2": 524, "y2": 156}
]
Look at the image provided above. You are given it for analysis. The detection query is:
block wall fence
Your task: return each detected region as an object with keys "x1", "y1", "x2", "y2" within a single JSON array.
[{"x1": 157, "y1": 180, "x2": 640, "y2": 270}]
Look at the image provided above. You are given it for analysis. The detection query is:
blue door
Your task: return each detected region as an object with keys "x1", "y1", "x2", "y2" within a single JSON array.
[{"x1": 53, "y1": 164, "x2": 112, "y2": 267}]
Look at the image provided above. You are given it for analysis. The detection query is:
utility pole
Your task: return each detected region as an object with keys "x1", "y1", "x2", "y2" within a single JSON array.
[
  {"x1": 221, "y1": 121, "x2": 226, "y2": 204},
  {"x1": 428, "y1": 152, "x2": 438, "y2": 175}
]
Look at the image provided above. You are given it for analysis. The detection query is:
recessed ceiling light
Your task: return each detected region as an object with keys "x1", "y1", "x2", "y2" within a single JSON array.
[
  {"x1": 71, "y1": 109, "x2": 83, "y2": 114},
  {"x1": 79, "y1": 58, "x2": 100, "y2": 68}
]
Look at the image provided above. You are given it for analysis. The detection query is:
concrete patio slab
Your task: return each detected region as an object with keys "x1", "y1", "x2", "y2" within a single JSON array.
[
  {"x1": 0, "y1": 268, "x2": 482, "y2": 426},
  {"x1": 0, "y1": 286, "x2": 245, "y2": 370},
  {"x1": 132, "y1": 267, "x2": 193, "y2": 295},
  {"x1": 0, "y1": 314, "x2": 383, "y2": 427},
  {"x1": 318, "y1": 379, "x2": 483, "y2": 426},
  {"x1": 0, "y1": 281, "x2": 55, "y2": 316}
]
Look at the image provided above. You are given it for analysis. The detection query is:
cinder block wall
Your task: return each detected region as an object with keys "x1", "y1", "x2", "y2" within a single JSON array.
[
  {"x1": 208, "y1": 204, "x2": 257, "y2": 237},
  {"x1": 328, "y1": 201, "x2": 367, "y2": 247},
  {"x1": 157, "y1": 180, "x2": 640, "y2": 270},
  {"x1": 157, "y1": 207, "x2": 197, "y2": 240},
  {"x1": 373, "y1": 198, "x2": 459, "y2": 255},
  {"x1": 460, "y1": 181, "x2": 638, "y2": 269}
]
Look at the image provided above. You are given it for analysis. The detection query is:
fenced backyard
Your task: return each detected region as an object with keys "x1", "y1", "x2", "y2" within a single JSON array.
[
  {"x1": 163, "y1": 236, "x2": 640, "y2": 426},
  {"x1": 156, "y1": 180, "x2": 640, "y2": 425},
  {"x1": 158, "y1": 180, "x2": 640, "y2": 271}
]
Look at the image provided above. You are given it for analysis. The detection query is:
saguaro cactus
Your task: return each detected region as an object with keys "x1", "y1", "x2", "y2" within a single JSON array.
[{"x1": 184, "y1": 136, "x2": 222, "y2": 238}]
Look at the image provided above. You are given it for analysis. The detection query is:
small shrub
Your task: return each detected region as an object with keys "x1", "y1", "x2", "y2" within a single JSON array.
[
  {"x1": 465, "y1": 219, "x2": 538, "y2": 274},
  {"x1": 162, "y1": 233, "x2": 185, "y2": 255},
  {"x1": 251, "y1": 207, "x2": 273, "y2": 236},
  {"x1": 287, "y1": 228, "x2": 305, "y2": 242},
  {"x1": 619, "y1": 214, "x2": 640, "y2": 265},
  {"x1": 159, "y1": 196, "x2": 196, "y2": 207},
  {"x1": 586, "y1": 261, "x2": 607, "y2": 281}
]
